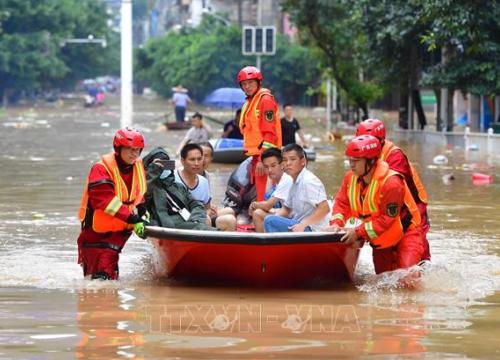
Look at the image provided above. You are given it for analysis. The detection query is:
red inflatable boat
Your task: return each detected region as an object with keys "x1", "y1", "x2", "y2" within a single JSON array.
[{"x1": 145, "y1": 226, "x2": 360, "y2": 287}]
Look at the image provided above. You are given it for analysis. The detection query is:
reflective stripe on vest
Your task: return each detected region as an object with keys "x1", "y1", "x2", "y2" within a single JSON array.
[
  {"x1": 346, "y1": 160, "x2": 421, "y2": 249},
  {"x1": 381, "y1": 141, "x2": 428, "y2": 204},
  {"x1": 78, "y1": 153, "x2": 147, "y2": 233},
  {"x1": 239, "y1": 88, "x2": 282, "y2": 156}
]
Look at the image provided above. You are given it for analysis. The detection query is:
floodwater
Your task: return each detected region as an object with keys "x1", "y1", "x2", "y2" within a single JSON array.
[{"x1": 0, "y1": 97, "x2": 499, "y2": 359}]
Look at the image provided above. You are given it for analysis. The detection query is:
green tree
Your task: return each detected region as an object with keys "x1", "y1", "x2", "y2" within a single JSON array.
[
  {"x1": 420, "y1": 0, "x2": 500, "y2": 130},
  {"x1": 361, "y1": 0, "x2": 432, "y2": 129},
  {"x1": 281, "y1": 0, "x2": 383, "y2": 118},
  {"x1": 136, "y1": 20, "x2": 245, "y2": 101},
  {"x1": 265, "y1": 34, "x2": 322, "y2": 104},
  {"x1": 0, "y1": 0, "x2": 118, "y2": 104},
  {"x1": 135, "y1": 17, "x2": 321, "y2": 104},
  {"x1": 421, "y1": 0, "x2": 500, "y2": 95},
  {"x1": 364, "y1": 0, "x2": 500, "y2": 131},
  {"x1": 59, "y1": 0, "x2": 119, "y2": 88}
]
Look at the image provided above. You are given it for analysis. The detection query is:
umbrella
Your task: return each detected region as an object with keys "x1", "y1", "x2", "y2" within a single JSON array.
[{"x1": 203, "y1": 87, "x2": 246, "y2": 109}]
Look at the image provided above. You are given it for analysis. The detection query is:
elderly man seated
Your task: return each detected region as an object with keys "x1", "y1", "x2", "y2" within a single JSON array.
[{"x1": 143, "y1": 147, "x2": 215, "y2": 230}]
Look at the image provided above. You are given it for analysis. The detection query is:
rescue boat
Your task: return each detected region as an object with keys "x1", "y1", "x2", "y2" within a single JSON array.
[
  {"x1": 145, "y1": 226, "x2": 359, "y2": 287},
  {"x1": 210, "y1": 138, "x2": 317, "y2": 164}
]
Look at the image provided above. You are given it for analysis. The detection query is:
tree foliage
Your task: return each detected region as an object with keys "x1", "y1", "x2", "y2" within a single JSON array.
[
  {"x1": 135, "y1": 16, "x2": 322, "y2": 104},
  {"x1": 0, "y1": 0, "x2": 118, "y2": 101},
  {"x1": 281, "y1": 0, "x2": 384, "y2": 117},
  {"x1": 419, "y1": 0, "x2": 500, "y2": 96},
  {"x1": 282, "y1": 0, "x2": 500, "y2": 123}
]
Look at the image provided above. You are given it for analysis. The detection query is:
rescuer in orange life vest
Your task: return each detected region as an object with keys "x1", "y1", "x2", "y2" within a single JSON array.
[
  {"x1": 325, "y1": 135, "x2": 425, "y2": 274},
  {"x1": 355, "y1": 118, "x2": 431, "y2": 261},
  {"x1": 237, "y1": 66, "x2": 282, "y2": 201},
  {"x1": 77, "y1": 127, "x2": 148, "y2": 280}
]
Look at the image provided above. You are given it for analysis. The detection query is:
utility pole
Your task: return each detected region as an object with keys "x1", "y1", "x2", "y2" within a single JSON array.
[
  {"x1": 256, "y1": 0, "x2": 262, "y2": 70},
  {"x1": 121, "y1": 0, "x2": 133, "y2": 127}
]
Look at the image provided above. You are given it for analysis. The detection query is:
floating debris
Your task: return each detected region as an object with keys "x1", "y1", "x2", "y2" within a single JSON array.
[
  {"x1": 442, "y1": 173, "x2": 455, "y2": 185},
  {"x1": 472, "y1": 173, "x2": 493, "y2": 185},
  {"x1": 433, "y1": 155, "x2": 448, "y2": 165}
]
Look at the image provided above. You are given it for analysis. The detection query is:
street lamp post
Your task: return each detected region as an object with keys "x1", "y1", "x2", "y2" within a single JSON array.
[
  {"x1": 60, "y1": 35, "x2": 107, "y2": 48},
  {"x1": 120, "y1": 0, "x2": 133, "y2": 128}
]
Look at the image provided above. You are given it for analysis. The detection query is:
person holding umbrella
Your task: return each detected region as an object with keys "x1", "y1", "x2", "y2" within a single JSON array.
[{"x1": 237, "y1": 66, "x2": 282, "y2": 201}]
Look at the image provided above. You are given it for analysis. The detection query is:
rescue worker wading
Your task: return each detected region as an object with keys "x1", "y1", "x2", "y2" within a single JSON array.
[
  {"x1": 326, "y1": 135, "x2": 425, "y2": 274},
  {"x1": 356, "y1": 118, "x2": 431, "y2": 261},
  {"x1": 77, "y1": 127, "x2": 148, "y2": 280},
  {"x1": 238, "y1": 66, "x2": 282, "y2": 201}
]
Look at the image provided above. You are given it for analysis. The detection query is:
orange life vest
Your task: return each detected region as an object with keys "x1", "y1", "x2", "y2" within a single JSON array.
[
  {"x1": 239, "y1": 88, "x2": 282, "y2": 156},
  {"x1": 381, "y1": 140, "x2": 428, "y2": 204},
  {"x1": 346, "y1": 160, "x2": 421, "y2": 249},
  {"x1": 78, "y1": 153, "x2": 147, "y2": 233}
]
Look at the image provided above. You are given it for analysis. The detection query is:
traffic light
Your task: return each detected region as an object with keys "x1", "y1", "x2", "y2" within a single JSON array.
[
  {"x1": 264, "y1": 27, "x2": 275, "y2": 54},
  {"x1": 255, "y1": 28, "x2": 263, "y2": 53},
  {"x1": 242, "y1": 27, "x2": 253, "y2": 55},
  {"x1": 241, "y1": 26, "x2": 276, "y2": 56}
]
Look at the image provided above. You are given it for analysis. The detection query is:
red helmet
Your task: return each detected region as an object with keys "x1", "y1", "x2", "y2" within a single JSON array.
[
  {"x1": 237, "y1": 66, "x2": 263, "y2": 83},
  {"x1": 356, "y1": 118, "x2": 386, "y2": 141},
  {"x1": 113, "y1": 127, "x2": 145, "y2": 149},
  {"x1": 345, "y1": 135, "x2": 381, "y2": 159}
]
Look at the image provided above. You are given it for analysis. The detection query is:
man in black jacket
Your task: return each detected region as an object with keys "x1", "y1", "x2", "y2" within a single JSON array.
[{"x1": 143, "y1": 147, "x2": 215, "y2": 230}]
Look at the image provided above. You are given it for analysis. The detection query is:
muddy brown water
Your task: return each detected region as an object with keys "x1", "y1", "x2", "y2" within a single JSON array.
[{"x1": 0, "y1": 97, "x2": 499, "y2": 359}]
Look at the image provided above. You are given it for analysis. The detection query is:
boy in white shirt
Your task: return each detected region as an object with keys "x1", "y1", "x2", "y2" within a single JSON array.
[
  {"x1": 249, "y1": 148, "x2": 293, "y2": 232},
  {"x1": 264, "y1": 144, "x2": 329, "y2": 232}
]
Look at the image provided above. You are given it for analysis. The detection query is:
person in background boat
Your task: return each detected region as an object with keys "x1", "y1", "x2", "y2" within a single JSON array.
[
  {"x1": 263, "y1": 144, "x2": 329, "y2": 233},
  {"x1": 171, "y1": 84, "x2": 191, "y2": 123},
  {"x1": 77, "y1": 127, "x2": 148, "y2": 280},
  {"x1": 355, "y1": 118, "x2": 431, "y2": 261},
  {"x1": 142, "y1": 147, "x2": 214, "y2": 230},
  {"x1": 281, "y1": 103, "x2": 308, "y2": 148},
  {"x1": 175, "y1": 112, "x2": 212, "y2": 156},
  {"x1": 237, "y1": 66, "x2": 282, "y2": 202},
  {"x1": 249, "y1": 147, "x2": 293, "y2": 232},
  {"x1": 325, "y1": 135, "x2": 424, "y2": 274},
  {"x1": 176, "y1": 143, "x2": 236, "y2": 231},
  {"x1": 221, "y1": 108, "x2": 243, "y2": 139}
]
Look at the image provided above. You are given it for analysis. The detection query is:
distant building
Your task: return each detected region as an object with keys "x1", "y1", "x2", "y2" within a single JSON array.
[{"x1": 147, "y1": 0, "x2": 287, "y2": 38}]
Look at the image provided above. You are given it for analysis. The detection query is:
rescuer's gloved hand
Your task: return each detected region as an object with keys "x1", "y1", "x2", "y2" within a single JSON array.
[{"x1": 133, "y1": 222, "x2": 146, "y2": 239}]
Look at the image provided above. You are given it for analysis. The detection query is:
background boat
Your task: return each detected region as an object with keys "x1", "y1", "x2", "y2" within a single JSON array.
[
  {"x1": 210, "y1": 138, "x2": 316, "y2": 164},
  {"x1": 164, "y1": 121, "x2": 191, "y2": 130}
]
